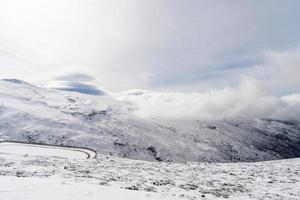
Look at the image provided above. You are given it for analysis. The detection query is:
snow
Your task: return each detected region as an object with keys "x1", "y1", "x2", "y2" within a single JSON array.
[
  {"x1": 0, "y1": 142, "x2": 96, "y2": 159},
  {"x1": 0, "y1": 176, "x2": 179, "y2": 200},
  {"x1": 0, "y1": 152, "x2": 299, "y2": 199}
]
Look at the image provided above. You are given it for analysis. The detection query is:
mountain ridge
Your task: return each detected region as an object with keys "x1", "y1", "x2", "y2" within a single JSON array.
[{"x1": 0, "y1": 79, "x2": 299, "y2": 163}]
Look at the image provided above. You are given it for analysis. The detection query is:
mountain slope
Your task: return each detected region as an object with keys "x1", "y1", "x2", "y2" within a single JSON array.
[{"x1": 0, "y1": 79, "x2": 299, "y2": 162}]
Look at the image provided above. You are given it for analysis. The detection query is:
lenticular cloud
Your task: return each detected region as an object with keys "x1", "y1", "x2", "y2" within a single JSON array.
[{"x1": 46, "y1": 73, "x2": 106, "y2": 96}]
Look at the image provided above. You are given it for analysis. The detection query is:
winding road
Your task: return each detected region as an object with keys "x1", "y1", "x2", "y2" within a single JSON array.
[{"x1": 0, "y1": 141, "x2": 96, "y2": 159}]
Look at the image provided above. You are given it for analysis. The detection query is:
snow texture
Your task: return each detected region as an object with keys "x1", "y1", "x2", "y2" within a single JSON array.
[{"x1": 0, "y1": 152, "x2": 299, "y2": 199}]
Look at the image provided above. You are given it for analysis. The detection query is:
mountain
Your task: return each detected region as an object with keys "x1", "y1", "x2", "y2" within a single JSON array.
[{"x1": 0, "y1": 79, "x2": 299, "y2": 162}]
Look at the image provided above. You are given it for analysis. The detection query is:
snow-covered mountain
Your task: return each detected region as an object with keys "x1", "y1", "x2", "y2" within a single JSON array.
[{"x1": 0, "y1": 79, "x2": 299, "y2": 162}]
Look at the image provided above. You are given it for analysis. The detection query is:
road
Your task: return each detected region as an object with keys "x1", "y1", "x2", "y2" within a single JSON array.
[{"x1": 0, "y1": 141, "x2": 96, "y2": 159}]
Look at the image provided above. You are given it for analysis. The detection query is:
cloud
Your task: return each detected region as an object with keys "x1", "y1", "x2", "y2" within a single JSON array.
[
  {"x1": 46, "y1": 81, "x2": 105, "y2": 95},
  {"x1": 56, "y1": 73, "x2": 95, "y2": 82},
  {"x1": 116, "y1": 47, "x2": 300, "y2": 120},
  {"x1": 281, "y1": 94, "x2": 300, "y2": 106},
  {"x1": 116, "y1": 77, "x2": 300, "y2": 120},
  {"x1": 46, "y1": 72, "x2": 106, "y2": 95},
  {"x1": 251, "y1": 47, "x2": 300, "y2": 94}
]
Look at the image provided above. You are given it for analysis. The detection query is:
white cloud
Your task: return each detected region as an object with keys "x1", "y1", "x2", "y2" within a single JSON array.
[
  {"x1": 116, "y1": 47, "x2": 300, "y2": 120},
  {"x1": 282, "y1": 94, "x2": 300, "y2": 106},
  {"x1": 46, "y1": 72, "x2": 106, "y2": 95},
  {"x1": 252, "y1": 47, "x2": 300, "y2": 94},
  {"x1": 116, "y1": 77, "x2": 300, "y2": 120}
]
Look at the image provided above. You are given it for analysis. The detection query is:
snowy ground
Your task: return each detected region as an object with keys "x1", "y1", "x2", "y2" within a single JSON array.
[
  {"x1": 0, "y1": 148, "x2": 299, "y2": 200},
  {"x1": 0, "y1": 176, "x2": 178, "y2": 200}
]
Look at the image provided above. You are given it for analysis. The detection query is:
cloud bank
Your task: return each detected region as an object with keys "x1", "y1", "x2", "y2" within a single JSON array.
[
  {"x1": 116, "y1": 79, "x2": 300, "y2": 120},
  {"x1": 116, "y1": 48, "x2": 300, "y2": 121}
]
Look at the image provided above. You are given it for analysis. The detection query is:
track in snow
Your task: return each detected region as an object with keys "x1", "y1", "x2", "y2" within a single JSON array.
[{"x1": 0, "y1": 142, "x2": 96, "y2": 159}]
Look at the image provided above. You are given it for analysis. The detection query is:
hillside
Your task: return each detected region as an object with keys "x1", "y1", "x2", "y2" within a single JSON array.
[{"x1": 0, "y1": 79, "x2": 299, "y2": 162}]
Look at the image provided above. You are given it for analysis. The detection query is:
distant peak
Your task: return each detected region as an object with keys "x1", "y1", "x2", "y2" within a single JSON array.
[{"x1": 2, "y1": 79, "x2": 32, "y2": 85}]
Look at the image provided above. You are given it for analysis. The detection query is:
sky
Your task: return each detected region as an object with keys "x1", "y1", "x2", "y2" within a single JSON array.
[
  {"x1": 0, "y1": 0, "x2": 300, "y2": 120},
  {"x1": 0, "y1": 0, "x2": 300, "y2": 92}
]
